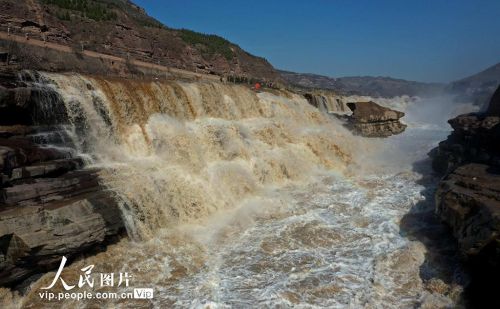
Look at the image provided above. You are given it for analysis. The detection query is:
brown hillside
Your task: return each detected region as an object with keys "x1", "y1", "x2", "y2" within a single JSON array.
[{"x1": 0, "y1": 0, "x2": 280, "y2": 80}]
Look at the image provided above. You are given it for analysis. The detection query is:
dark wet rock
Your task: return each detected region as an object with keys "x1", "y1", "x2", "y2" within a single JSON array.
[
  {"x1": 4, "y1": 158, "x2": 83, "y2": 183},
  {"x1": 1, "y1": 168, "x2": 100, "y2": 206},
  {"x1": 345, "y1": 101, "x2": 407, "y2": 137},
  {"x1": 0, "y1": 69, "x2": 69, "y2": 126},
  {"x1": 0, "y1": 139, "x2": 124, "y2": 286},
  {"x1": 0, "y1": 71, "x2": 125, "y2": 287},
  {"x1": 432, "y1": 85, "x2": 500, "y2": 307},
  {"x1": 430, "y1": 113, "x2": 500, "y2": 174},
  {"x1": 0, "y1": 125, "x2": 37, "y2": 138},
  {"x1": 436, "y1": 163, "x2": 500, "y2": 260},
  {"x1": 0, "y1": 137, "x2": 72, "y2": 177},
  {"x1": 435, "y1": 163, "x2": 500, "y2": 308},
  {"x1": 0, "y1": 189, "x2": 124, "y2": 286},
  {"x1": 0, "y1": 71, "x2": 31, "y2": 112}
]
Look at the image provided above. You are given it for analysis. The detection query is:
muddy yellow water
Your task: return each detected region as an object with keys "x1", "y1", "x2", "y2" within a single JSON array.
[{"x1": 1, "y1": 73, "x2": 473, "y2": 308}]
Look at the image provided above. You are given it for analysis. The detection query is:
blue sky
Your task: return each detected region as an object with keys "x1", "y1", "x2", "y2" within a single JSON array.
[{"x1": 133, "y1": 0, "x2": 500, "y2": 83}]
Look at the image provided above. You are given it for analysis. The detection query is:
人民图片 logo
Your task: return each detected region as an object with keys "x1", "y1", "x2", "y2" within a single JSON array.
[{"x1": 38, "y1": 256, "x2": 153, "y2": 301}]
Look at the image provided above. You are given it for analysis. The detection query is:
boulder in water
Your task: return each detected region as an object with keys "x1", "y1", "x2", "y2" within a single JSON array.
[{"x1": 345, "y1": 101, "x2": 407, "y2": 137}]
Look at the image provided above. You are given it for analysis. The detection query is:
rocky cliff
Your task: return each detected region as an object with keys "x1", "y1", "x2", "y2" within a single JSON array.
[
  {"x1": 0, "y1": 69, "x2": 125, "y2": 286},
  {"x1": 431, "y1": 85, "x2": 500, "y2": 307},
  {"x1": 431, "y1": 86, "x2": 500, "y2": 175},
  {"x1": 344, "y1": 101, "x2": 406, "y2": 137},
  {"x1": 0, "y1": 0, "x2": 280, "y2": 81}
]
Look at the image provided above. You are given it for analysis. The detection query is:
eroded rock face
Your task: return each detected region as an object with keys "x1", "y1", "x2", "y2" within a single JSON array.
[
  {"x1": 435, "y1": 163, "x2": 500, "y2": 307},
  {"x1": 431, "y1": 85, "x2": 500, "y2": 307},
  {"x1": 345, "y1": 101, "x2": 407, "y2": 137},
  {"x1": 430, "y1": 85, "x2": 500, "y2": 173},
  {"x1": 0, "y1": 189, "x2": 123, "y2": 286},
  {"x1": 430, "y1": 113, "x2": 500, "y2": 175},
  {"x1": 436, "y1": 164, "x2": 500, "y2": 261},
  {"x1": 0, "y1": 70, "x2": 125, "y2": 286}
]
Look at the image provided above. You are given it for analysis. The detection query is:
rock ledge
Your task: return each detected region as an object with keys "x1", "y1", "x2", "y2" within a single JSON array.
[{"x1": 345, "y1": 101, "x2": 407, "y2": 137}]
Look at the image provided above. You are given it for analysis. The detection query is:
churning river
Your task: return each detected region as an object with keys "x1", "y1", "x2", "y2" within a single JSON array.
[{"x1": 1, "y1": 73, "x2": 478, "y2": 308}]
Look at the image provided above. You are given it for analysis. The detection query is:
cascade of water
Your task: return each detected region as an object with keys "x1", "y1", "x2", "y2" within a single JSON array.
[
  {"x1": 4, "y1": 73, "x2": 475, "y2": 308},
  {"x1": 306, "y1": 93, "x2": 351, "y2": 114},
  {"x1": 31, "y1": 72, "x2": 357, "y2": 239}
]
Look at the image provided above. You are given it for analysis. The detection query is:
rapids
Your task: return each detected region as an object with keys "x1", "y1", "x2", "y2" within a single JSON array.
[{"x1": 0, "y1": 73, "x2": 479, "y2": 308}]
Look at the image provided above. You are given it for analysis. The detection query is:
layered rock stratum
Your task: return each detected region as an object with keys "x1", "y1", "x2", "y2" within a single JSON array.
[
  {"x1": 0, "y1": 69, "x2": 125, "y2": 286},
  {"x1": 345, "y1": 101, "x2": 406, "y2": 137},
  {"x1": 431, "y1": 85, "x2": 500, "y2": 307}
]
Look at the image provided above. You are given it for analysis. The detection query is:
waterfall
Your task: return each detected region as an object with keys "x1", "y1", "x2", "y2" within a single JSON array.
[
  {"x1": 31, "y1": 72, "x2": 358, "y2": 239},
  {"x1": 3, "y1": 73, "x2": 473, "y2": 308},
  {"x1": 304, "y1": 93, "x2": 351, "y2": 114}
]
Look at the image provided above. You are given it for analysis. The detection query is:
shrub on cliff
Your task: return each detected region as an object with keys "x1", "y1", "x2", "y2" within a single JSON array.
[
  {"x1": 179, "y1": 29, "x2": 234, "y2": 60},
  {"x1": 43, "y1": 0, "x2": 117, "y2": 21}
]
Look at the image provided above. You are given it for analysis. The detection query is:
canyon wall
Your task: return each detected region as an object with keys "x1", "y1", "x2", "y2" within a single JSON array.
[
  {"x1": 0, "y1": 70, "x2": 125, "y2": 286},
  {"x1": 431, "y1": 85, "x2": 500, "y2": 307}
]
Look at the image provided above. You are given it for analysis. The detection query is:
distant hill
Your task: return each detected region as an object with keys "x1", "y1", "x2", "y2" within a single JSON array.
[
  {"x1": 448, "y1": 62, "x2": 500, "y2": 105},
  {"x1": 0, "y1": 0, "x2": 280, "y2": 80},
  {"x1": 279, "y1": 70, "x2": 445, "y2": 97},
  {"x1": 281, "y1": 62, "x2": 500, "y2": 103}
]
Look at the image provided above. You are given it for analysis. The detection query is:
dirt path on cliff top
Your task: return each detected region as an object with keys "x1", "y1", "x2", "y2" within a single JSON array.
[{"x1": 0, "y1": 31, "x2": 219, "y2": 81}]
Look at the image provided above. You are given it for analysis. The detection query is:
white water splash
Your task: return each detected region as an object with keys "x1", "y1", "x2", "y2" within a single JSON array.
[{"x1": 2, "y1": 75, "x2": 472, "y2": 308}]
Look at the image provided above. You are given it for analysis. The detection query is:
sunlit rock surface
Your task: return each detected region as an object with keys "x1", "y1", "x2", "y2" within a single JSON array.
[{"x1": 346, "y1": 101, "x2": 407, "y2": 137}]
